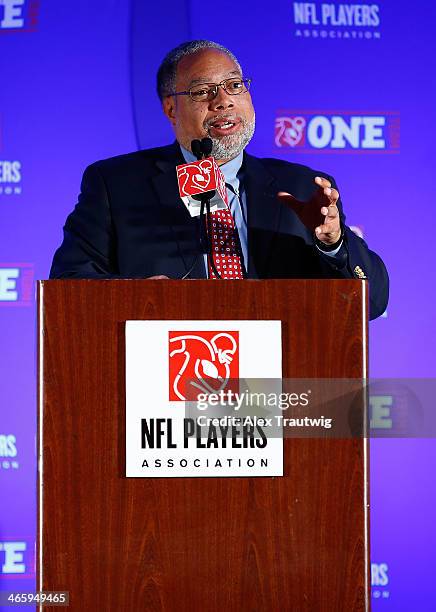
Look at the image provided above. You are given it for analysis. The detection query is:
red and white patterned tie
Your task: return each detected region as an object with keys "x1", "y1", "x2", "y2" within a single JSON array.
[{"x1": 206, "y1": 208, "x2": 245, "y2": 279}]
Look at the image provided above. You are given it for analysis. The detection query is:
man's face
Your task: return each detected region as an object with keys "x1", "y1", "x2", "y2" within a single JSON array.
[{"x1": 163, "y1": 49, "x2": 255, "y2": 164}]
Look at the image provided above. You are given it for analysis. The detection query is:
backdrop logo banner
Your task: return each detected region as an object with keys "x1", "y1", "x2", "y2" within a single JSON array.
[
  {"x1": 0, "y1": 0, "x2": 39, "y2": 32},
  {"x1": 0, "y1": 434, "x2": 19, "y2": 470},
  {"x1": 1, "y1": 115, "x2": 23, "y2": 195},
  {"x1": 371, "y1": 562, "x2": 390, "y2": 600},
  {"x1": 0, "y1": 264, "x2": 34, "y2": 306},
  {"x1": 275, "y1": 111, "x2": 400, "y2": 153},
  {"x1": 0, "y1": 540, "x2": 34, "y2": 576},
  {"x1": 169, "y1": 331, "x2": 239, "y2": 401},
  {"x1": 126, "y1": 320, "x2": 283, "y2": 477},
  {"x1": 292, "y1": 1, "x2": 381, "y2": 39},
  {"x1": 0, "y1": 160, "x2": 22, "y2": 195}
]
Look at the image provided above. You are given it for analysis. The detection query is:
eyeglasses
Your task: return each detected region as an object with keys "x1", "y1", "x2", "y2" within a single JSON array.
[{"x1": 167, "y1": 77, "x2": 252, "y2": 102}]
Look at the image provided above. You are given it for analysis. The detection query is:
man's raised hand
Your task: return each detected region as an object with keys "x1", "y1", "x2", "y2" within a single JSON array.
[{"x1": 277, "y1": 176, "x2": 342, "y2": 246}]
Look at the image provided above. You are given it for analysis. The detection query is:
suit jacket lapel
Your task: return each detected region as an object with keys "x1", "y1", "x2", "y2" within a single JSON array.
[
  {"x1": 151, "y1": 143, "x2": 206, "y2": 279},
  {"x1": 243, "y1": 153, "x2": 281, "y2": 278}
]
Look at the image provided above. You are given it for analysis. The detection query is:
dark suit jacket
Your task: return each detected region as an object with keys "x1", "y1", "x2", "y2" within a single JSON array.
[{"x1": 50, "y1": 143, "x2": 389, "y2": 319}]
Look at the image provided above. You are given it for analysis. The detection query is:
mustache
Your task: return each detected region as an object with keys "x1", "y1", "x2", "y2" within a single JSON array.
[{"x1": 203, "y1": 114, "x2": 244, "y2": 131}]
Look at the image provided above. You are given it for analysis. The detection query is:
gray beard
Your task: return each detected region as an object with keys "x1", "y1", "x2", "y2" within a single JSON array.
[{"x1": 207, "y1": 115, "x2": 255, "y2": 161}]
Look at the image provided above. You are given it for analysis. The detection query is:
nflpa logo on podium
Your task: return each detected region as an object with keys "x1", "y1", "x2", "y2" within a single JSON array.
[{"x1": 168, "y1": 331, "x2": 239, "y2": 401}]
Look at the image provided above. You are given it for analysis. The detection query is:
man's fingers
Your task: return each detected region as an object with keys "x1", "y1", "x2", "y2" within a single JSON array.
[
  {"x1": 316, "y1": 224, "x2": 337, "y2": 236},
  {"x1": 315, "y1": 176, "x2": 331, "y2": 189},
  {"x1": 277, "y1": 191, "x2": 303, "y2": 214},
  {"x1": 322, "y1": 186, "x2": 339, "y2": 203},
  {"x1": 315, "y1": 216, "x2": 340, "y2": 235},
  {"x1": 316, "y1": 202, "x2": 341, "y2": 239},
  {"x1": 321, "y1": 204, "x2": 339, "y2": 219},
  {"x1": 315, "y1": 177, "x2": 339, "y2": 207},
  {"x1": 277, "y1": 190, "x2": 297, "y2": 202},
  {"x1": 324, "y1": 187, "x2": 338, "y2": 198}
]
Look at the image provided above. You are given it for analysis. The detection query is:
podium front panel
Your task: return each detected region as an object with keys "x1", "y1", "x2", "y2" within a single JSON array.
[{"x1": 38, "y1": 279, "x2": 369, "y2": 612}]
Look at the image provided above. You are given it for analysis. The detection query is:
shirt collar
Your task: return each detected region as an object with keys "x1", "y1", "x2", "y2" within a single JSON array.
[{"x1": 180, "y1": 144, "x2": 244, "y2": 187}]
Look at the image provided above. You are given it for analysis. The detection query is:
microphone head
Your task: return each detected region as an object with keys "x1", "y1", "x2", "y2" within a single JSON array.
[
  {"x1": 200, "y1": 138, "x2": 213, "y2": 157},
  {"x1": 191, "y1": 139, "x2": 202, "y2": 160}
]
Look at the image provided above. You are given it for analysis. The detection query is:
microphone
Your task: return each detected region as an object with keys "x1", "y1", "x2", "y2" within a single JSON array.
[
  {"x1": 191, "y1": 139, "x2": 202, "y2": 161},
  {"x1": 191, "y1": 138, "x2": 213, "y2": 160},
  {"x1": 200, "y1": 137, "x2": 213, "y2": 157},
  {"x1": 178, "y1": 137, "x2": 224, "y2": 279},
  {"x1": 176, "y1": 148, "x2": 228, "y2": 217}
]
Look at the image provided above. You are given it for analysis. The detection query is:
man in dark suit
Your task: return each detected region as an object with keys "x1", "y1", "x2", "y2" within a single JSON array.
[{"x1": 50, "y1": 40, "x2": 388, "y2": 320}]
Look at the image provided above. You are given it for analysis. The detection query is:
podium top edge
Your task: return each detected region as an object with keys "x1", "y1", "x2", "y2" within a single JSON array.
[{"x1": 38, "y1": 278, "x2": 367, "y2": 285}]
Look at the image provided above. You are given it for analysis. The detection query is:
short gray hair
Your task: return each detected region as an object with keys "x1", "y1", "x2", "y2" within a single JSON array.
[{"x1": 156, "y1": 40, "x2": 242, "y2": 102}]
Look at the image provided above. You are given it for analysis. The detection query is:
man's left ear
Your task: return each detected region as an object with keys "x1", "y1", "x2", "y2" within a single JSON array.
[{"x1": 162, "y1": 96, "x2": 176, "y2": 125}]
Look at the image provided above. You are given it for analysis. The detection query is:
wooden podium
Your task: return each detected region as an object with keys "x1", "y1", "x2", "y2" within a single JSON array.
[{"x1": 37, "y1": 279, "x2": 369, "y2": 611}]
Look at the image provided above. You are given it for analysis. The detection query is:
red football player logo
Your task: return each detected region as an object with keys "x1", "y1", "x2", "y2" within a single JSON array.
[
  {"x1": 177, "y1": 159, "x2": 214, "y2": 196},
  {"x1": 275, "y1": 116, "x2": 306, "y2": 148},
  {"x1": 176, "y1": 158, "x2": 229, "y2": 206},
  {"x1": 169, "y1": 331, "x2": 239, "y2": 401}
]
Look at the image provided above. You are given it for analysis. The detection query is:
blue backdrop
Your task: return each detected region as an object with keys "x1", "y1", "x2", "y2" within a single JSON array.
[{"x1": 1, "y1": 1, "x2": 435, "y2": 609}]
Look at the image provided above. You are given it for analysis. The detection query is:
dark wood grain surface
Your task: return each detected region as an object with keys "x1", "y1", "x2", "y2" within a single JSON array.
[{"x1": 38, "y1": 279, "x2": 369, "y2": 612}]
